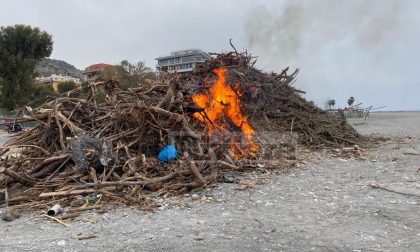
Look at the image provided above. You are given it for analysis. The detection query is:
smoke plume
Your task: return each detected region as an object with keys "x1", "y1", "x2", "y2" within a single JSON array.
[{"x1": 245, "y1": 0, "x2": 420, "y2": 110}]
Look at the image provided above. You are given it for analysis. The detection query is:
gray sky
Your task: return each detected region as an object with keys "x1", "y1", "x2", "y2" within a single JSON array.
[{"x1": 1, "y1": 0, "x2": 419, "y2": 110}]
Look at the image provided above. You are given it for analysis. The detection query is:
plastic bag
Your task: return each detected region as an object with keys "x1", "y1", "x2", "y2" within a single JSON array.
[{"x1": 158, "y1": 145, "x2": 177, "y2": 163}]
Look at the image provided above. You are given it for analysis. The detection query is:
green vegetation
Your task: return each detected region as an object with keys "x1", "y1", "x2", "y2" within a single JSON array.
[
  {"x1": 0, "y1": 24, "x2": 156, "y2": 111},
  {"x1": 28, "y1": 84, "x2": 56, "y2": 107},
  {"x1": 327, "y1": 99, "x2": 336, "y2": 109},
  {"x1": 57, "y1": 80, "x2": 77, "y2": 94},
  {"x1": 0, "y1": 24, "x2": 53, "y2": 110}
]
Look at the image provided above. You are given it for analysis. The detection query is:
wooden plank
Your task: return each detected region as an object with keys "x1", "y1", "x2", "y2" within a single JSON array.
[{"x1": 38, "y1": 186, "x2": 116, "y2": 198}]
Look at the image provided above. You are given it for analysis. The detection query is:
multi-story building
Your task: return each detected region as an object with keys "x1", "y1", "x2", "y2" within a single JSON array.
[
  {"x1": 155, "y1": 49, "x2": 211, "y2": 73},
  {"x1": 35, "y1": 74, "x2": 81, "y2": 92}
]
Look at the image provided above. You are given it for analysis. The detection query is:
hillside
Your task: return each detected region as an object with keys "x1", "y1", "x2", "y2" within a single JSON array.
[{"x1": 35, "y1": 58, "x2": 84, "y2": 79}]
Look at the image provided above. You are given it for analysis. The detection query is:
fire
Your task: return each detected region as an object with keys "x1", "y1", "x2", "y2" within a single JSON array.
[{"x1": 192, "y1": 67, "x2": 259, "y2": 159}]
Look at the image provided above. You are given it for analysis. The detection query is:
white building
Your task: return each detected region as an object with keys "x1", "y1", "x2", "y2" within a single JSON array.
[
  {"x1": 35, "y1": 74, "x2": 81, "y2": 92},
  {"x1": 155, "y1": 49, "x2": 211, "y2": 73}
]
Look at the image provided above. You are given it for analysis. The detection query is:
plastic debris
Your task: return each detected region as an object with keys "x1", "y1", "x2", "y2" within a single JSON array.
[
  {"x1": 47, "y1": 204, "x2": 62, "y2": 216},
  {"x1": 87, "y1": 194, "x2": 97, "y2": 204},
  {"x1": 158, "y1": 145, "x2": 177, "y2": 163}
]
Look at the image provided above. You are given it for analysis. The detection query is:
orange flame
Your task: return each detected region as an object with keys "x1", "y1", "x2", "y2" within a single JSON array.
[{"x1": 192, "y1": 67, "x2": 259, "y2": 159}]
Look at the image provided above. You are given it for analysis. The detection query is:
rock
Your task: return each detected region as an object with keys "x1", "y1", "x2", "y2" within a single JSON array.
[
  {"x1": 223, "y1": 173, "x2": 236, "y2": 183},
  {"x1": 256, "y1": 163, "x2": 265, "y2": 168},
  {"x1": 360, "y1": 233, "x2": 376, "y2": 241},
  {"x1": 264, "y1": 201, "x2": 274, "y2": 206},
  {"x1": 1, "y1": 207, "x2": 21, "y2": 222},
  {"x1": 191, "y1": 194, "x2": 199, "y2": 200},
  {"x1": 193, "y1": 236, "x2": 204, "y2": 241},
  {"x1": 57, "y1": 240, "x2": 66, "y2": 246},
  {"x1": 70, "y1": 195, "x2": 85, "y2": 207},
  {"x1": 265, "y1": 229, "x2": 276, "y2": 234},
  {"x1": 102, "y1": 213, "x2": 112, "y2": 221}
]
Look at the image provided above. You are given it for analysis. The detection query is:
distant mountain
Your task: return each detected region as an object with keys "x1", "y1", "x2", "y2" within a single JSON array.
[{"x1": 35, "y1": 58, "x2": 84, "y2": 79}]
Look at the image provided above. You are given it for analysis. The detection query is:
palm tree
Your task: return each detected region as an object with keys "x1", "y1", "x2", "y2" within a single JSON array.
[
  {"x1": 327, "y1": 99, "x2": 336, "y2": 109},
  {"x1": 347, "y1": 96, "x2": 355, "y2": 107}
]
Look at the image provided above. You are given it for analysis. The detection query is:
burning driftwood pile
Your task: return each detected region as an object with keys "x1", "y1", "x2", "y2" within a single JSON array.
[
  {"x1": 186, "y1": 51, "x2": 365, "y2": 148},
  {"x1": 0, "y1": 51, "x2": 366, "y2": 209}
]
